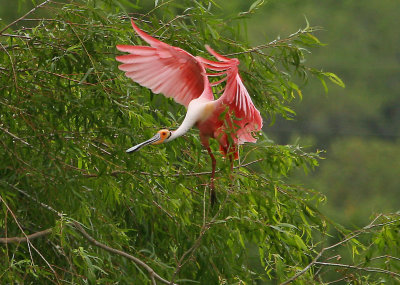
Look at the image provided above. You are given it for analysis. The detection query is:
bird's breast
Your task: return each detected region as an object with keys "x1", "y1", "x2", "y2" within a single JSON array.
[
  {"x1": 186, "y1": 99, "x2": 217, "y2": 126},
  {"x1": 200, "y1": 102, "x2": 216, "y2": 122}
]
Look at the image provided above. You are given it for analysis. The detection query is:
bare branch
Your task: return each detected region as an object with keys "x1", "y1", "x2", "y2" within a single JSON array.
[
  {"x1": 4, "y1": 181, "x2": 63, "y2": 217},
  {"x1": 0, "y1": 126, "x2": 32, "y2": 146},
  {"x1": 0, "y1": 228, "x2": 52, "y2": 244},
  {"x1": 314, "y1": 261, "x2": 400, "y2": 278},
  {"x1": 366, "y1": 255, "x2": 400, "y2": 263}
]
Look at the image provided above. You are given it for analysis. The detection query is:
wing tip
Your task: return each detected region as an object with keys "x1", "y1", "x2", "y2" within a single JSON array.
[
  {"x1": 116, "y1": 45, "x2": 133, "y2": 52},
  {"x1": 129, "y1": 18, "x2": 162, "y2": 47},
  {"x1": 130, "y1": 18, "x2": 140, "y2": 33},
  {"x1": 205, "y1": 44, "x2": 238, "y2": 64}
]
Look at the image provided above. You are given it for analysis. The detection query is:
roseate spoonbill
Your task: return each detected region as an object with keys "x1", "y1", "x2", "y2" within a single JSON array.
[{"x1": 116, "y1": 20, "x2": 263, "y2": 202}]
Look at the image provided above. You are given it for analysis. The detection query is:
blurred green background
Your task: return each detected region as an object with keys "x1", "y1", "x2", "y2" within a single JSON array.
[
  {"x1": 243, "y1": 0, "x2": 400, "y2": 228},
  {"x1": 2, "y1": 0, "x2": 399, "y2": 228}
]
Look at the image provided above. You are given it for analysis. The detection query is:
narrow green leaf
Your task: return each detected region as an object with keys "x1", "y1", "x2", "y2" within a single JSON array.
[{"x1": 324, "y1": 72, "x2": 345, "y2": 87}]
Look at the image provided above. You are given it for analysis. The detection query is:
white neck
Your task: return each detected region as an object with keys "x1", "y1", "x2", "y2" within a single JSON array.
[
  {"x1": 167, "y1": 106, "x2": 200, "y2": 141},
  {"x1": 165, "y1": 97, "x2": 210, "y2": 142},
  {"x1": 168, "y1": 119, "x2": 195, "y2": 141}
]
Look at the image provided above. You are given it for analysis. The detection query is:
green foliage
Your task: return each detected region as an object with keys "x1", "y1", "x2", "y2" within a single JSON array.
[{"x1": 1, "y1": 0, "x2": 399, "y2": 284}]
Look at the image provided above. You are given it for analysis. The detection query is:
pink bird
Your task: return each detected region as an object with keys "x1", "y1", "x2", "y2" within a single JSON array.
[{"x1": 116, "y1": 20, "x2": 263, "y2": 202}]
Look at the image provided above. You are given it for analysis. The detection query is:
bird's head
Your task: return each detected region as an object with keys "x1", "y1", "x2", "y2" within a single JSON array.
[{"x1": 126, "y1": 129, "x2": 172, "y2": 153}]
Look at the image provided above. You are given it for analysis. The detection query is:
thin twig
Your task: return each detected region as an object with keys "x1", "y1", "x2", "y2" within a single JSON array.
[
  {"x1": 4, "y1": 181, "x2": 63, "y2": 217},
  {"x1": 0, "y1": 0, "x2": 52, "y2": 34},
  {"x1": 314, "y1": 261, "x2": 400, "y2": 278},
  {"x1": 39, "y1": 70, "x2": 97, "y2": 86},
  {"x1": 0, "y1": 42, "x2": 18, "y2": 88},
  {"x1": 0, "y1": 126, "x2": 31, "y2": 146},
  {"x1": 170, "y1": 189, "x2": 231, "y2": 284},
  {"x1": 67, "y1": 23, "x2": 111, "y2": 98},
  {"x1": 224, "y1": 26, "x2": 322, "y2": 57},
  {"x1": 153, "y1": 15, "x2": 189, "y2": 34},
  {"x1": 83, "y1": 158, "x2": 265, "y2": 178},
  {"x1": 0, "y1": 33, "x2": 32, "y2": 39},
  {"x1": 152, "y1": 200, "x2": 177, "y2": 223},
  {"x1": 367, "y1": 255, "x2": 400, "y2": 263}
]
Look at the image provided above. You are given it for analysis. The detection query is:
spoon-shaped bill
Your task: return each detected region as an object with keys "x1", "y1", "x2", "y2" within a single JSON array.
[{"x1": 126, "y1": 133, "x2": 161, "y2": 153}]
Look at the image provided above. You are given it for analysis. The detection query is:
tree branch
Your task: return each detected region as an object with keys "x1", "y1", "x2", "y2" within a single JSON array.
[
  {"x1": 224, "y1": 27, "x2": 315, "y2": 57},
  {"x1": 0, "y1": 228, "x2": 52, "y2": 244},
  {"x1": 4, "y1": 182, "x2": 177, "y2": 284},
  {"x1": 0, "y1": 195, "x2": 60, "y2": 283},
  {"x1": 71, "y1": 221, "x2": 177, "y2": 285},
  {"x1": 83, "y1": 158, "x2": 265, "y2": 178},
  {"x1": 280, "y1": 214, "x2": 400, "y2": 284},
  {"x1": 314, "y1": 261, "x2": 400, "y2": 278},
  {"x1": 0, "y1": 221, "x2": 178, "y2": 284}
]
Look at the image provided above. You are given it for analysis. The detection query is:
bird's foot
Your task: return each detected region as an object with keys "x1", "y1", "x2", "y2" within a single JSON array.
[{"x1": 210, "y1": 179, "x2": 217, "y2": 206}]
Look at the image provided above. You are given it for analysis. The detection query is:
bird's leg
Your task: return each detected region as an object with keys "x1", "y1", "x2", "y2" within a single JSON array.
[
  {"x1": 208, "y1": 146, "x2": 217, "y2": 205},
  {"x1": 228, "y1": 153, "x2": 234, "y2": 188},
  {"x1": 202, "y1": 139, "x2": 217, "y2": 205},
  {"x1": 229, "y1": 154, "x2": 234, "y2": 173}
]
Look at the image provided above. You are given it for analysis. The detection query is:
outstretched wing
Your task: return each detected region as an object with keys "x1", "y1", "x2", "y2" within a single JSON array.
[
  {"x1": 200, "y1": 46, "x2": 263, "y2": 144},
  {"x1": 116, "y1": 20, "x2": 212, "y2": 107}
]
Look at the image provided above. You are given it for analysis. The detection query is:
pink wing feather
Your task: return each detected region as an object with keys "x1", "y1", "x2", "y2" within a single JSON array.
[
  {"x1": 201, "y1": 46, "x2": 263, "y2": 144},
  {"x1": 116, "y1": 20, "x2": 212, "y2": 107}
]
